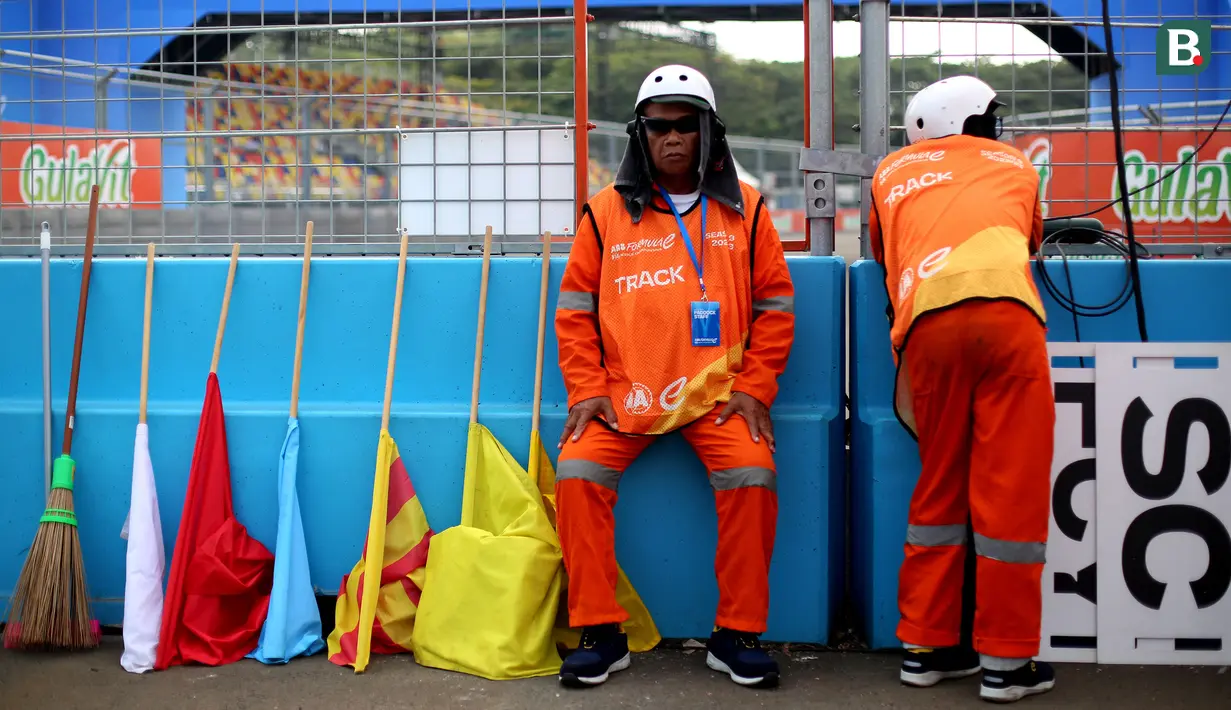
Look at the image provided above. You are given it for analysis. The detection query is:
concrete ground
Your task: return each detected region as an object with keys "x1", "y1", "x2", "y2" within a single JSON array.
[{"x1": 2, "y1": 637, "x2": 1227, "y2": 710}]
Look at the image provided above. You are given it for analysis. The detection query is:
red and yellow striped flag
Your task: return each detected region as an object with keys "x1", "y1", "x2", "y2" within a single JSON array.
[{"x1": 327, "y1": 430, "x2": 433, "y2": 672}]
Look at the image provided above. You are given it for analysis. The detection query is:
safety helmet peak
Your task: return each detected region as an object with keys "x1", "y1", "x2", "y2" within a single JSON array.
[
  {"x1": 635, "y1": 64, "x2": 717, "y2": 113},
  {"x1": 904, "y1": 75, "x2": 1003, "y2": 144}
]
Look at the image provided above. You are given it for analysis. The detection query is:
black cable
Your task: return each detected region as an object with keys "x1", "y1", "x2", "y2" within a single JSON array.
[
  {"x1": 1042, "y1": 95, "x2": 1231, "y2": 222},
  {"x1": 1033, "y1": 224, "x2": 1152, "y2": 368},
  {"x1": 1101, "y1": 0, "x2": 1149, "y2": 343}
]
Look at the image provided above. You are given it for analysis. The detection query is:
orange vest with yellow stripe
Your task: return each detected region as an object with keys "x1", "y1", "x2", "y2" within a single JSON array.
[
  {"x1": 872, "y1": 134, "x2": 1046, "y2": 352},
  {"x1": 870, "y1": 134, "x2": 1046, "y2": 435},
  {"x1": 559, "y1": 182, "x2": 792, "y2": 435}
]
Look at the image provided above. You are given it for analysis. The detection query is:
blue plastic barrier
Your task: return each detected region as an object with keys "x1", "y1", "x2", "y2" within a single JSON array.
[
  {"x1": 0, "y1": 253, "x2": 846, "y2": 644},
  {"x1": 849, "y1": 257, "x2": 1231, "y2": 650}
]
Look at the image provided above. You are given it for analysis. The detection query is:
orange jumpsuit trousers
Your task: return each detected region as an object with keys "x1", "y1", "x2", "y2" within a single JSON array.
[
  {"x1": 555, "y1": 406, "x2": 778, "y2": 634},
  {"x1": 897, "y1": 300, "x2": 1054, "y2": 660}
]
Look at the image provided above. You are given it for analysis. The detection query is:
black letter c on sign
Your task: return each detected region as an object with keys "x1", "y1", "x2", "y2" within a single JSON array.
[
  {"x1": 1054, "y1": 457, "x2": 1096, "y2": 542},
  {"x1": 1121, "y1": 397, "x2": 1231, "y2": 500},
  {"x1": 1121, "y1": 504, "x2": 1231, "y2": 610}
]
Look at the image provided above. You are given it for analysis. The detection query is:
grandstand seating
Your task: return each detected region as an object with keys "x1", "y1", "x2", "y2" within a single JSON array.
[{"x1": 186, "y1": 63, "x2": 613, "y2": 203}]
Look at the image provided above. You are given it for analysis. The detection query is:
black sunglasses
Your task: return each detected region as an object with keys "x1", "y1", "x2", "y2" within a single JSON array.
[{"x1": 640, "y1": 115, "x2": 701, "y2": 136}]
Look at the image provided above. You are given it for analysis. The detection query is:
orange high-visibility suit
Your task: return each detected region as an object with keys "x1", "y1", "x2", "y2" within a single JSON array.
[
  {"x1": 554, "y1": 181, "x2": 794, "y2": 633},
  {"x1": 868, "y1": 134, "x2": 1054, "y2": 660}
]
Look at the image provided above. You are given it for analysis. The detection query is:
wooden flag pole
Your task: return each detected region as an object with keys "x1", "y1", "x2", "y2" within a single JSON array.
[
  {"x1": 531, "y1": 231, "x2": 552, "y2": 435},
  {"x1": 139, "y1": 243, "x2": 155, "y2": 424},
  {"x1": 210, "y1": 243, "x2": 241, "y2": 375},
  {"x1": 469, "y1": 226, "x2": 494, "y2": 426},
  {"x1": 290, "y1": 222, "x2": 314, "y2": 419},
  {"x1": 381, "y1": 231, "x2": 410, "y2": 432},
  {"x1": 60, "y1": 185, "x2": 100, "y2": 456}
]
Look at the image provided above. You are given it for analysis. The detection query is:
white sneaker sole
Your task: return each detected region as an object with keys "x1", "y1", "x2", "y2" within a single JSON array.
[
  {"x1": 980, "y1": 679, "x2": 1056, "y2": 703},
  {"x1": 706, "y1": 651, "x2": 779, "y2": 687},
  {"x1": 559, "y1": 652, "x2": 631, "y2": 687},
  {"x1": 900, "y1": 666, "x2": 981, "y2": 687}
]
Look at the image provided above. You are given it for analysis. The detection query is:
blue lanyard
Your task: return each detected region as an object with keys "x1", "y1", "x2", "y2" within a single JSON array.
[{"x1": 657, "y1": 186, "x2": 708, "y2": 299}]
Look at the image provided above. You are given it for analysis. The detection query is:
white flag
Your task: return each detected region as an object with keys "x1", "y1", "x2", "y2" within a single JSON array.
[{"x1": 120, "y1": 422, "x2": 165, "y2": 673}]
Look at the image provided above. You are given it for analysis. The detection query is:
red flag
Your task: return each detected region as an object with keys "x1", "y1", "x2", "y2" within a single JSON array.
[{"x1": 154, "y1": 372, "x2": 274, "y2": 669}]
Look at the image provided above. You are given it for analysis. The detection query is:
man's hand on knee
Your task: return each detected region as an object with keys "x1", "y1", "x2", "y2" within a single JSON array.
[
  {"x1": 559, "y1": 395, "x2": 619, "y2": 448},
  {"x1": 715, "y1": 391, "x2": 776, "y2": 453}
]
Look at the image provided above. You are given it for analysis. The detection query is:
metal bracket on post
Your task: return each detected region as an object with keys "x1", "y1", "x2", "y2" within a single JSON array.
[
  {"x1": 804, "y1": 170, "x2": 836, "y2": 220},
  {"x1": 799, "y1": 147, "x2": 887, "y2": 260},
  {"x1": 798, "y1": 147, "x2": 885, "y2": 180}
]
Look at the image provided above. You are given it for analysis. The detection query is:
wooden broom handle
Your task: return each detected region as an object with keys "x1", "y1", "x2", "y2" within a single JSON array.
[
  {"x1": 210, "y1": 243, "x2": 241, "y2": 374},
  {"x1": 531, "y1": 231, "x2": 552, "y2": 433},
  {"x1": 61, "y1": 185, "x2": 100, "y2": 454},
  {"x1": 469, "y1": 226, "x2": 494, "y2": 425},
  {"x1": 381, "y1": 232, "x2": 410, "y2": 431},
  {"x1": 290, "y1": 222, "x2": 314, "y2": 418},
  {"x1": 139, "y1": 242, "x2": 155, "y2": 424}
]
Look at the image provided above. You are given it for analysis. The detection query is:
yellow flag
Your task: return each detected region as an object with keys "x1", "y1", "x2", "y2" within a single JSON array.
[
  {"x1": 412, "y1": 423, "x2": 565, "y2": 680},
  {"x1": 529, "y1": 430, "x2": 662, "y2": 653},
  {"x1": 327, "y1": 430, "x2": 434, "y2": 673}
]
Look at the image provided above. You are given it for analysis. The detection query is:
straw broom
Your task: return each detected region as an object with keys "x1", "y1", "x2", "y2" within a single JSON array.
[{"x1": 4, "y1": 185, "x2": 102, "y2": 651}]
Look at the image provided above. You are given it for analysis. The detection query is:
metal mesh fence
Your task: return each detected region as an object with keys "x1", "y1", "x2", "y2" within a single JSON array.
[
  {"x1": 801, "y1": 2, "x2": 1231, "y2": 258},
  {"x1": 0, "y1": 6, "x2": 814, "y2": 256},
  {"x1": 880, "y1": 3, "x2": 1231, "y2": 248},
  {"x1": 0, "y1": 4, "x2": 584, "y2": 254}
]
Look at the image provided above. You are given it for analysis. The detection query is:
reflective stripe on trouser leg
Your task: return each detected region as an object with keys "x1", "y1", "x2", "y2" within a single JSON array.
[
  {"x1": 969, "y1": 304, "x2": 1054, "y2": 659},
  {"x1": 713, "y1": 481, "x2": 777, "y2": 634},
  {"x1": 898, "y1": 523, "x2": 969, "y2": 648},
  {"x1": 894, "y1": 306, "x2": 980, "y2": 649},
  {"x1": 556, "y1": 472, "x2": 626, "y2": 628},
  {"x1": 555, "y1": 427, "x2": 651, "y2": 629}
]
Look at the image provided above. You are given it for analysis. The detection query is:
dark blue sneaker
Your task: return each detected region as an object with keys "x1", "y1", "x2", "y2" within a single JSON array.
[
  {"x1": 559, "y1": 624, "x2": 631, "y2": 687},
  {"x1": 900, "y1": 646, "x2": 981, "y2": 687},
  {"x1": 980, "y1": 659, "x2": 1056, "y2": 703},
  {"x1": 705, "y1": 627, "x2": 780, "y2": 687}
]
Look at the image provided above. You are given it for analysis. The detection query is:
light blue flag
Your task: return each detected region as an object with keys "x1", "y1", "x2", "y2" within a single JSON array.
[{"x1": 249, "y1": 416, "x2": 325, "y2": 663}]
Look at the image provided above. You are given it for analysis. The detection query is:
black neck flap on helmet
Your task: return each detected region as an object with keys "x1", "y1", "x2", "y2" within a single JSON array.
[{"x1": 612, "y1": 98, "x2": 745, "y2": 223}]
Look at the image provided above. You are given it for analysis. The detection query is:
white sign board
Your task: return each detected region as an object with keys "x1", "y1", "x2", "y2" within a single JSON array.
[
  {"x1": 1094, "y1": 343, "x2": 1231, "y2": 665},
  {"x1": 399, "y1": 127, "x2": 576, "y2": 239},
  {"x1": 1040, "y1": 341, "x2": 1231, "y2": 666},
  {"x1": 1039, "y1": 343, "x2": 1099, "y2": 663}
]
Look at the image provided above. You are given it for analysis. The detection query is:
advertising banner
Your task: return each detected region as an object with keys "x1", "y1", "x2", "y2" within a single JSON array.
[
  {"x1": 1, "y1": 121, "x2": 162, "y2": 209},
  {"x1": 1014, "y1": 130, "x2": 1231, "y2": 241}
]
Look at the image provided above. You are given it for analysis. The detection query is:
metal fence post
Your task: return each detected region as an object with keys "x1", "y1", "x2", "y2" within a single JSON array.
[
  {"x1": 805, "y1": 0, "x2": 835, "y2": 256},
  {"x1": 858, "y1": 0, "x2": 890, "y2": 260}
]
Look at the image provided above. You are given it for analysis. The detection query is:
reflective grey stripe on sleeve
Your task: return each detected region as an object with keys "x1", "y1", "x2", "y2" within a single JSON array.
[
  {"x1": 906, "y1": 524, "x2": 967, "y2": 547},
  {"x1": 556, "y1": 458, "x2": 623, "y2": 492},
  {"x1": 557, "y1": 290, "x2": 597, "y2": 313},
  {"x1": 710, "y1": 466, "x2": 777, "y2": 494},
  {"x1": 974, "y1": 533, "x2": 1047, "y2": 564},
  {"x1": 752, "y1": 295, "x2": 795, "y2": 315}
]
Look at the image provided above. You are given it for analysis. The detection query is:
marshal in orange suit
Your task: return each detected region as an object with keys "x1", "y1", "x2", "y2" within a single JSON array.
[
  {"x1": 868, "y1": 75, "x2": 1056, "y2": 704},
  {"x1": 552, "y1": 64, "x2": 794, "y2": 690}
]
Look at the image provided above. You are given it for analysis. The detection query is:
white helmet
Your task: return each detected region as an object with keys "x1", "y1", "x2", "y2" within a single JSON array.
[
  {"x1": 635, "y1": 64, "x2": 717, "y2": 113},
  {"x1": 904, "y1": 75, "x2": 1002, "y2": 144}
]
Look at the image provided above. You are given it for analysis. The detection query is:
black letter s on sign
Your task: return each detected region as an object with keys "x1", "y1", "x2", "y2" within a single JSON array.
[{"x1": 1120, "y1": 397, "x2": 1231, "y2": 500}]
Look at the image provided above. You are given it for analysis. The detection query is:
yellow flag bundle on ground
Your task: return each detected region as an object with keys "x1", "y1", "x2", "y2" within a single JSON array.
[
  {"x1": 325, "y1": 234, "x2": 435, "y2": 674},
  {"x1": 411, "y1": 228, "x2": 566, "y2": 680},
  {"x1": 526, "y1": 232, "x2": 660, "y2": 654}
]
